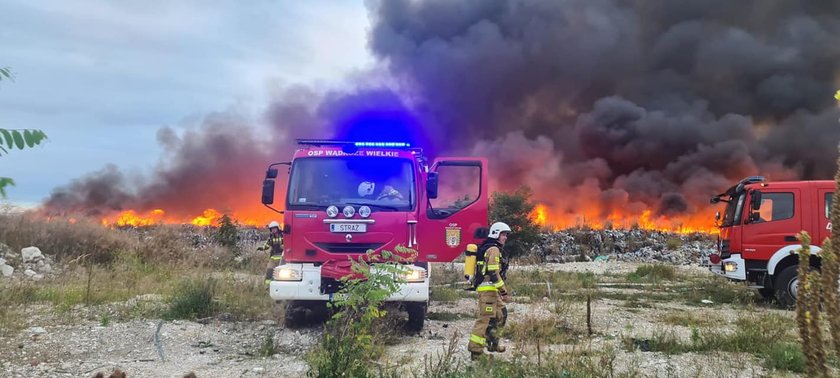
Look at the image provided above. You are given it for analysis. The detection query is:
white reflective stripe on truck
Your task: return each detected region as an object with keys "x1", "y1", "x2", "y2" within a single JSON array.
[{"x1": 766, "y1": 244, "x2": 822, "y2": 275}]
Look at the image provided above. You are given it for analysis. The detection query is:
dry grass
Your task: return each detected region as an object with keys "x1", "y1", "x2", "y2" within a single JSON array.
[
  {"x1": 623, "y1": 313, "x2": 803, "y2": 373},
  {"x1": 0, "y1": 213, "x2": 279, "y2": 324},
  {"x1": 506, "y1": 270, "x2": 596, "y2": 301},
  {"x1": 660, "y1": 311, "x2": 726, "y2": 328}
]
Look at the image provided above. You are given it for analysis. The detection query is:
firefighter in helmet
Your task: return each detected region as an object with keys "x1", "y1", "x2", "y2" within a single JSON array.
[
  {"x1": 467, "y1": 221, "x2": 512, "y2": 360},
  {"x1": 259, "y1": 221, "x2": 284, "y2": 285}
]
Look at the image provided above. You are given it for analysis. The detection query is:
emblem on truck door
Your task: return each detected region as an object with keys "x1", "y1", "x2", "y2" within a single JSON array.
[
  {"x1": 346, "y1": 234, "x2": 353, "y2": 243},
  {"x1": 445, "y1": 227, "x2": 461, "y2": 247}
]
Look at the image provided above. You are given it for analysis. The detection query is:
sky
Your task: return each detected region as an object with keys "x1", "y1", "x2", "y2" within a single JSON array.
[{"x1": 0, "y1": 0, "x2": 373, "y2": 206}]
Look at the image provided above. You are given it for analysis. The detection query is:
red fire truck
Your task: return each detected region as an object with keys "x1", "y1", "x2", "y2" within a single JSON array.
[
  {"x1": 708, "y1": 176, "x2": 835, "y2": 307},
  {"x1": 260, "y1": 139, "x2": 489, "y2": 329}
]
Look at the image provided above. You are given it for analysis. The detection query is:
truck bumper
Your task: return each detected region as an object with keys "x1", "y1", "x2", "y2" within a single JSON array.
[
  {"x1": 709, "y1": 254, "x2": 747, "y2": 281},
  {"x1": 268, "y1": 263, "x2": 429, "y2": 303}
]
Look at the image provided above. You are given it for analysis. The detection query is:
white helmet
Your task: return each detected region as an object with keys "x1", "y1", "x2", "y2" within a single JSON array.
[
  {"x1": 268, "y1": 221, "x2": 281, "y2": 229},
  {"x1": 358, "y1": 181, "x2": 376, "y2": 197},
  {"x1": 488, "y1": 222, "x2": 512, "y2": 239}
]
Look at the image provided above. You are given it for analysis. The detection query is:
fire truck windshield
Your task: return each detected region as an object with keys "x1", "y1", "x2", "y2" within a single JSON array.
[
  {"x1": 721, "y1": 193, "x2": 746, "y2": 227},
  {"x1": 286, "y1": 156, "x2": 415, "y2": 211}
]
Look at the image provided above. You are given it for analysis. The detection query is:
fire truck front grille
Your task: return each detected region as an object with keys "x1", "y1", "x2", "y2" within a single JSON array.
[{"x1": 313, "y1": 243, "x2": 385, "y2": 253}]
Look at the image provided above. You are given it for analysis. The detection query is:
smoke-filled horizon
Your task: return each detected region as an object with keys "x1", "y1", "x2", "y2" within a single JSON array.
[{"x1": 44, "y1": 0, "x2": 840, "y2": 229}]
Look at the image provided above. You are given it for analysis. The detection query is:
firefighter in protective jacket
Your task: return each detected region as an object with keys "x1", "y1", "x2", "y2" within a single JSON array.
[
  {"x1": 468, "y1": 222, "x2": 512, "y2": 359},
  {"x1": 259, "y1": 221, "x2": 284, "y2": 284}
]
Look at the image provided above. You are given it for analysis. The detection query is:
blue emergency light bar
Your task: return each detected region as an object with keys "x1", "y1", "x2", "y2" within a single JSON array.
[
  {"x1": 354, "y1": 142, "x2": 411, "y2": 148},
  {"x1": 296, "y1": 139, "x2": 411, "y2": 148}
]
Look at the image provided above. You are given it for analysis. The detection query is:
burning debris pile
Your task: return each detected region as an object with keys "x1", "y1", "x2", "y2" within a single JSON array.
[
  {"x1": 532, "y1": 228, "x2": 715, "y2": 266},
  {"x1": 116, "y1": 224, "x2": 265, "y2": 253}
]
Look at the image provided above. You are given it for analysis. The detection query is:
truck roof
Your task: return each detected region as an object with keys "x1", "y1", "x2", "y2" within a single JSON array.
[{"x1": 744, "y1": 180, "x2": 835, "y2": 191}]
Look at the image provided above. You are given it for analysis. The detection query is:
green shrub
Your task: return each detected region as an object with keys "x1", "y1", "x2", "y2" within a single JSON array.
[
  {"x1": 215, "y1": 214, "x2": 241, "y2": 255},
  {"x1": 165, "y1": 278, "x2": 217, "y2": 320},
  {"x1": 258, "y1": 334, "x2": 277, "y2": 358},
  {"x1": 764, "y1": 343, "x2": 805, "y2": 373},
  {"x1": 306, "y1": 248, "x2": 410, "y2": 378},
  {"x1": 627, "y1": 264, "x2": 676, "y2": 282},
  {"x1": 488, "y1": 186, "x2": 541, "y2": 258}
]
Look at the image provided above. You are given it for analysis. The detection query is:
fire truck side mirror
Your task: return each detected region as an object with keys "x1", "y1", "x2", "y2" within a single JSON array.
[
  {"x1": 266, "y1": 168, "x2": 279, "y2": 179},
  {"x1": 426, "y1": 172, "x2": 439, "y2": 199},
  {"x1": 262, "y1": 179, "x2": 275, "y2": 205},
  {"x1": 750, "y1": 190, "x2": 762, "y2": 211}
]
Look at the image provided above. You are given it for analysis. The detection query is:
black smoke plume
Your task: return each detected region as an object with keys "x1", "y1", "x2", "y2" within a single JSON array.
[{"x1": 45, "y1": 0, "x2": 840, "y2": 228}]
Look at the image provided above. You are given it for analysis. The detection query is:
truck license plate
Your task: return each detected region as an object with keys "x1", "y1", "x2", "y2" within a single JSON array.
[{"x1": 330, "y1": 223, "x2": 367, "y2": 233}]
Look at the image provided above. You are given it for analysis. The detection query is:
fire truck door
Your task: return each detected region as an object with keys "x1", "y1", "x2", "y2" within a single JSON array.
[
  {"x1": 741, "y1": 189, "x2": 801, "y2": 262},
  {"x1": 417, "y1": 158, "x2": 488, "y2": 262}
]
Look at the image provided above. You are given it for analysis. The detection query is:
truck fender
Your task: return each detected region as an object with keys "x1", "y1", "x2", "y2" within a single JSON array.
[{"x1": 767, "y1": 244, "x2": 822, "y2": 275}]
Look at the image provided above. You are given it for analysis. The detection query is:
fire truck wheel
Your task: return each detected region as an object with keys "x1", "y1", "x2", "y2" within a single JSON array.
[
  {"x1": 774, "y1": 265, "x2": 800, "y2": 309},
  {"x1": 283, "y1": 301, "x2": 328, "y2": 328},
  {"x1": 758, "y1": 287, "x2": 775, "y2": 300},
  {"x1": 283, "y1": 301, "x2": 307, "y2": 328},
  {"x1": 405, "y1": 302, "x2": 427, "y2": 332}
]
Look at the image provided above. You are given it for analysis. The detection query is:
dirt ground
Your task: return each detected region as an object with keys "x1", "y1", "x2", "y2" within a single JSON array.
[{"x1": 0, "y1": 262, "x2": 800, "y2": 378}]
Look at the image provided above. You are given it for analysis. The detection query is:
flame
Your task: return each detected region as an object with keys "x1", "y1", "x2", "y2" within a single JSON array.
[
  {"x1": 190, "y1": 209, "x2": 222, "y2": 227},
  {"x1": 532, "y1": 204, "x2": 548, "y2": 226},
  {"x1": 98, "y1": 201, "x2": 715, "y2": 234},
  {"x1": 100, "y1": 208, "x2": 275, "y2": 228},
  {"x1": 530, "y1": 203, "x2": 717, "y2": 234},
  {"x1": 100, "y1": 209, "x2": 166, "y2": 227}
]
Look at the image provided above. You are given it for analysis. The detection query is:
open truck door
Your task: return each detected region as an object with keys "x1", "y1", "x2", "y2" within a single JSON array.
[{"x1": 417, "y1": 158, "x2": 488, "y2": 262}]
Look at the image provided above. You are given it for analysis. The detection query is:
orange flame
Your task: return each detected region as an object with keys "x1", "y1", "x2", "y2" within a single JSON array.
[
  {"x1": 532, "y1": 204, "x2": 548, "y2": 227},
  {"x1": 190, "y1": 209, "x2": 222, "y2": 227},
  {"x1": 100, "y1": 208, "x2": 273, "y2": 228},
  {"x1": 530, "y1": 203, "x2": 717, "y2": 234}
]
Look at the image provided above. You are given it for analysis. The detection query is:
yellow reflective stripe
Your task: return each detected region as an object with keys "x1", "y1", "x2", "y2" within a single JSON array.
[
  {"x1": 495, "y1": 256, "x2": 500, "y2": 263},
  {"x1": 470, "y1": 334, "x2": 486, "y2": 345},
  {"x1": 476, "y1": 285, "x2": 498, "y2": 292},
  {"x1": 487, "y1": 264, "x2": 500, "y2": 270},
  {"x1": 270, "y1": 256, "x2": 283, "y2": 261},
  {"x1": 494, "y1": 280, "x2": 505, "y2": 288}
]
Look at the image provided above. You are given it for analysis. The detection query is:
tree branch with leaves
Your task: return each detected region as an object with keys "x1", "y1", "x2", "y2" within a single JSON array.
[{"x1": 1, "y1": 67, "x2": 49, "y2": 197}]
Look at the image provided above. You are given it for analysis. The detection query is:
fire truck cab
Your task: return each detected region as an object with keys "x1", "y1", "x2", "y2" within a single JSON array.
[
  {"x1": 260, "y1": 140, "x2": 489, "y2": 330},
  {"x1": 708, "y1": 176, "x2": 834, "y2": 307}
]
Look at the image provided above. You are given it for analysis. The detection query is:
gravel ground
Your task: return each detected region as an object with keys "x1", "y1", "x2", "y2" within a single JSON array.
[{"x1": 1, "y1": 262, "x2": 795, "y2": 378}]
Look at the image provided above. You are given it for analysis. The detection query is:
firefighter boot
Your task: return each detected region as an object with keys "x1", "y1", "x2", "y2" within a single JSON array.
[
  {"x1": 265, "y1": 268, "x2": 273, "y2": 285},
  {"x1": 486, "y1": 335, "x2": 506, "y2": 353}
]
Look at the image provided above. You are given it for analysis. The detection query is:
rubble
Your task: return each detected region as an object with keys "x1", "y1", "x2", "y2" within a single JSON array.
[
  {"x1": 0, "y1": 244, "x2": 59, "y2": 280},
  {"x1": 21, "y1": 246, "x2": 44, "y2": 263},
  {"x1": 532, "y1": 228, "x2": 715, "y2": 265}
]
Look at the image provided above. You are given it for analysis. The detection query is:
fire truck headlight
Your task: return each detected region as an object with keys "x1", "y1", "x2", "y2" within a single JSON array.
[
  {"x1": 400, "y1": 266, "x2": 426, "y2": 283},
  {"x1": 723, "y1": 261, "x2": 738, "y2": 273},
  {"x1": 326, "y1": 205, "x2": 339, "y2": 218},
  {"x1": 273, "y1": 266, "x2": 303, "y2": 281},
  {"x1": 359, "y1": 206, "x2": 371, "y2": 218},
  {"x1": 343, "y1": 205, "x2": 355, "y2": 218}
]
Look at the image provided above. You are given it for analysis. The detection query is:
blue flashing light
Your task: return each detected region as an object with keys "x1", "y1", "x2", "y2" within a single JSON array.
[{"x1": 354, "y1": 142, "x2": 411, "y2": 148}]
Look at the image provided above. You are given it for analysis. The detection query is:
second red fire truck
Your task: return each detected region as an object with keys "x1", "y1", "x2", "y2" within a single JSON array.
[{"x1": 708, "y1": 176, "x2": 835, "y2": 307}]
